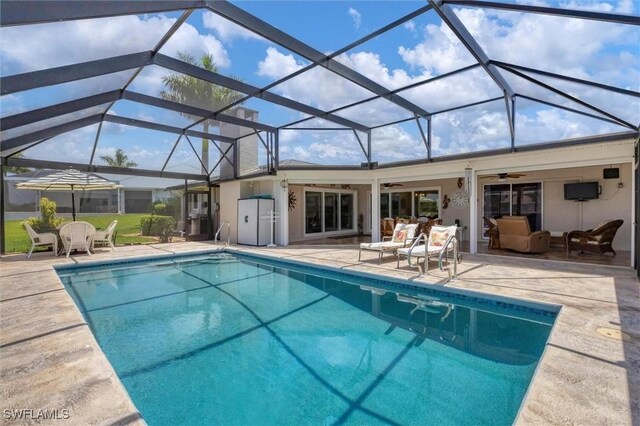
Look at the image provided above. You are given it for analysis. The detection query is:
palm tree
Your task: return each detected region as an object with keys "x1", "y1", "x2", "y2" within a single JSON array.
[
  {"x1": 160, "y1": 52, "x2": 245, "y2": 174},
  {"x1": 100, "y1": 149, "x2": 137, "y2": 168}
]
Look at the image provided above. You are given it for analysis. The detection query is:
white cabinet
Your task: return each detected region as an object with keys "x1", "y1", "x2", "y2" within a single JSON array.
[{"x1": 237, "y1": 198, "x2": 275, "y2": 246}]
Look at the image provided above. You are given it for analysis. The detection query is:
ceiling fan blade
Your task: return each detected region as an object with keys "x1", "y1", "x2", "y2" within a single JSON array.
[
  {"x1": 508, "y1": 173, "x2": 527, "y2": 178},
  {"x1": 479, "y1": 175, "x2": 497, "y2": 180}
]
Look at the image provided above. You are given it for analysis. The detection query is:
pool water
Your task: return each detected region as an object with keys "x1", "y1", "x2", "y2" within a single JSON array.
[{"x1": 57, "y1": 252, "x2": 556, "y2": 425}]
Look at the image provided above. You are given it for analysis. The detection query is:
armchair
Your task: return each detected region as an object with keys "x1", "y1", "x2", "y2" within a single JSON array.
[
  {"x1": 496, "y1": 216, "x2": 550, "y2": 253},
  {"x1": 566, "y1": 220, "x2": 623, "y2": 256}
]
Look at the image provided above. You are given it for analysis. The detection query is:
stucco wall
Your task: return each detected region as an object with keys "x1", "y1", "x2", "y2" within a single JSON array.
[{"x1": 475, "y1": 163, "x2": 632, "y2": 250}]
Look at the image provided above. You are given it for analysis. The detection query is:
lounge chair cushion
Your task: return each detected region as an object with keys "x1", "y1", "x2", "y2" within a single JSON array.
[
  {"x1": 392, "y1": 229, "x2": 407, "y2": 243},
  {"x1": 430, "y1": 230, "x2": 449, "y2": 247},
  {"x1": 360, "y1": 241, "x2": 405, "y2": 251}
]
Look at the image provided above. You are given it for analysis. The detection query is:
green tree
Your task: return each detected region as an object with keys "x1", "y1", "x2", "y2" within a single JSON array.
[
  {"x1": 4, "y1": 152, "x2": 31, "y2": 175},
  {"x1": 100, "y1": 149, "x2": 137, "y2": 168},
  {"x1": 160, "y1": 52, "x2": 245, "y2": 174}
]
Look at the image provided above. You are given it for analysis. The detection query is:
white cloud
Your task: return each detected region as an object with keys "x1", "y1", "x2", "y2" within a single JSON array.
[
  {"x1": 257, "y1": 47, "x2": 305, "y2": 80},
  {"x1": 348, "y1": 8, "x2": 362, "y2": 30},
  {"x1": 202, "y1": 11, "x2": 263, "y2": 43},
  {"x1": 1, "y1": 14, "x2": 228, "y2": 75}
]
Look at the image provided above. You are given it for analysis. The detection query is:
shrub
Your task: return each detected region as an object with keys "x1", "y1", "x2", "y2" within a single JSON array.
[
  {"x1": 140, "y1": 215, "x2": 175, "y2": 243},
  {"x1": 152, "y1": 202, "x2": 167, "y2": 215},
  {"x1": 22, "y1": 197, "x2": 63, "y2": 232}
]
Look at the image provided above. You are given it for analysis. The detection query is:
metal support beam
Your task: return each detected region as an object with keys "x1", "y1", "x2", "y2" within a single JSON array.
[
  {"x1": 352, "y1": 130, "x2": 369, "y2": 161},
  {"x1": 505, "y1": 95, "x2": 515, "y2": 151},
  {"x1": 162, "y1": 135, "x2": 183, "y2": 173},
  {"x1": 510, "y1": 97, "x2": 516, "y2": 149},
  {"x1": 3, "y1": 157, "x2": 205, "y2": 180},
  {"x1": 1, "y1": 90, "x2": 120, "y2": 131},
  {"x1": 154, "y1": 53, "x2": 369, "y2": 132},
  {"x1": 367, "y1": 131, "x2": 372, "y2": 165},
  {"x1": 205, "y1": 0, "x2": 430, "y2": 117},
  {"x1": 1, "y1": 52, "x2": 152, "y2": 95},
  {"x1": 102, "y1": 114, "x2": 236, "y2": 144},
  {"x1": 499, "y1": 67, "x2": 638, "y2": 130},
  {"x1": 274, "y1": 130, "x2": 280, "y2": 171},
  {"x1": 444, "y1": 0, "x2": 640, "y2": 26},
  {"x1": 427, "y1": 117, "x2": 432, "y2": 161},
  {"x1": 185, "y1": 135, "x2": 209, "y2": 175},
  {"x1": 88, "y1": 120, "x2": 104, "y2": 165},
  {"x1": 208, "y1": 144, "x2": 234, "y2": 178},
  {"x1": 1, "y1": 115, "x2": 102, "y2": 156},
  {"x1": 0, "y1": 0, "x2": 205, "y2": 26},
  {"x1": 415, "y1": 117, "x2": 429, "y2": 155},
  {"x1": 123, "y1": 91, "x2": 276, "y2": 132},
  {"x1": 0, "y1": 161, "x2": 5, "y2": 255},
  {"x1": 429, "y1": 0, "x2": 515, "y2": 99},
  {"x1": 491, "y1": 60, "x2": 640, "y2": 98},
  {"x1": 517, "y1": 94, "x2": 628, "y2": 127}
]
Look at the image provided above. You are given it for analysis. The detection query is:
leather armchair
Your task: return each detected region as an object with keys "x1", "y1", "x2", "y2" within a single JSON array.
[{"x1": 496, "y1": 216, "x2": 550, "y2": 253}]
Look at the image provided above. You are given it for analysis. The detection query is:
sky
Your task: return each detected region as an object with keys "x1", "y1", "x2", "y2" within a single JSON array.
[{"x1": 0, "y1": 0, "x2": 638, "y2": 170}]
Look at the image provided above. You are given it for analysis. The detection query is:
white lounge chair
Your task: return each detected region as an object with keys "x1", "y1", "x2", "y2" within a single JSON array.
[
  {"x1": 60, "y1": 222, "x2": 95, "y2": 258},
  {"x1": 92, "y1": 220, "x2": 117, "y2": 251},
  {"x1": 396, "y1": 225, "x2": 459, "y2": 275},
  {"x1": 24, "y1": 222, "x2": 57, "y2": 259},
  {"x1": 359, "y1": 223, "x2": 418, "y2": 264}
]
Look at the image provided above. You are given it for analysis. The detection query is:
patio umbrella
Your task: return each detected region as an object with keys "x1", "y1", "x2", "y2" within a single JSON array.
[{"x1": 16, "y1": 168, "x2": 121, "y2": 221}]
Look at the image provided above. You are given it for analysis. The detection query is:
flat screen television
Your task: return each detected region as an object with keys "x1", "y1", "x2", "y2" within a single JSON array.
[{"x1": 564, "y1": 182, "x2": 599, "y2": 201}]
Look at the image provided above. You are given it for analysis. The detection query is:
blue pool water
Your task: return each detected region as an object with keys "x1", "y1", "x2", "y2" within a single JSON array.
[{"x1": 57, "y1": 251, "x2": 557, "y2": 425}]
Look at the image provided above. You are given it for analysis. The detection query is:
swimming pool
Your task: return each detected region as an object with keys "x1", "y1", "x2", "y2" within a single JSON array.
[{"x1": 56, "y1": 251, "x2": 557, "y2": 425}]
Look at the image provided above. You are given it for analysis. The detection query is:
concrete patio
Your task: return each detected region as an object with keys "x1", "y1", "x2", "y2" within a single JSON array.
[{"x1": 0, "y1": 242, "x2": 638, "y2": 425}]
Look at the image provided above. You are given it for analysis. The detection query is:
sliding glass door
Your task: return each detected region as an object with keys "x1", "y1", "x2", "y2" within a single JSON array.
[
  {"x1": 379, "y1": 189, "x2": 440, "y2": 219},
  {"x1": 483, "y1": 183, "x2": 543, "y2": 234},
  {"x1": 305, "y1": 189, "x2": 355, "y2": 235}
]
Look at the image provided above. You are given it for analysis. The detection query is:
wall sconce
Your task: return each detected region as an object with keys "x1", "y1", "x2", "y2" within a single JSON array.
[{"x1": 280, "y1": 180, "x2": 288, "y2": 189}]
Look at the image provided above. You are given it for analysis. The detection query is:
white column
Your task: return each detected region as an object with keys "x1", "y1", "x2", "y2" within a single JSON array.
[
  {"x1": 469, "y1": 168, "x2": 478, "y2": 254},
  {"x1": 371, "y1": 178, "x2": 380, "y2": 242},
  {"x1": 275, "y1": 179, "x2": 289, "y2": 246}
]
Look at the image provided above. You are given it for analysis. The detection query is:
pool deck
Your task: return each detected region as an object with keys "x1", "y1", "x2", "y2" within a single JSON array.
[{"x1": 1, "y1": 242, "x2": 638, "y2": 425}]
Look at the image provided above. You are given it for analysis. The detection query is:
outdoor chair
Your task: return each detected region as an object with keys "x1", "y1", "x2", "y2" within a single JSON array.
[
  {"x1": 24, "y1": 222, "x2": 57, "y2": 259},
  {"x1": 92, "y1": 220, "x2": 118, "y2": 251},
  {"x1": 566, "y1": 219, "x2": 623, "y2": 256},
  {"x1": 380, "y1": 217, "x2": 395, "y2": 238},
  {"x1": 483, "y1": 216, "x2": 500, "y2": 249},
  {"x1": 496, "y1": 216, "x2": 550, "y2": 254},
  {"x1": 396, "y1": 225, "x2": 459, "y2": 275},
  {"x1": 359, "y1": 223, "x2": 418, "y2": 264},
  {"x1": 60, "y1": 221, "x2": 95, "y2": 257}
]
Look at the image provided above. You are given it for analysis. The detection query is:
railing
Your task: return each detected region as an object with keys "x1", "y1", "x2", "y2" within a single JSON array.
[
  {"x1": 214, "y1": 221, "x2": 230, "y2": 246},
  {"x1": 437, "y1": 233, "x2": 460, "y2": 281},
  {"x1": 406, "y1": 232, "x2": 428, "y2": 274}
]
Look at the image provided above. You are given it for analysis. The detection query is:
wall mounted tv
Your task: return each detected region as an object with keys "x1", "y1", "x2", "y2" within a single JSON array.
[{"x1": 564, "y1": 182, "x2": 599, "y2": 201}]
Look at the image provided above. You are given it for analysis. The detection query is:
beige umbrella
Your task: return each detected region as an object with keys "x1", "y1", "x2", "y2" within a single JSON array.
[{"x1": 16, "y1": 168, "x2": 121, "y2": 221}]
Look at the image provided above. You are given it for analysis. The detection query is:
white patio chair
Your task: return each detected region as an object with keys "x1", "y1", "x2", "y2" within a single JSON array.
[
  {"x1": 359, "y1": 223, "x2": 418, "y2": 264},
  {"x1": 92, "y1": 220, "x2": 117, "y2": 251},
  {"x1": 396, "y1": 225, "x2": 459, "y2": 275},
  {"x1": 59, "y1": 222, "x2": 95, "y2": 258},
  {"x1": 24, "y1": 222, "x2": 57, "y2": 259}
]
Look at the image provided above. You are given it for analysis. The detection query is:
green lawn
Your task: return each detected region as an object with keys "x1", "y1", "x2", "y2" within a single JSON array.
[{"x1": 5, "y1": 214, "x2": 155, "y2": 253}]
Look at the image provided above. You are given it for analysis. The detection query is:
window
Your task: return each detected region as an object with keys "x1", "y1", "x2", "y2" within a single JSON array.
[
  {"x1": 305, "y1": 189, "x2": 355, "y2": 235},
  {"x1": 305, "y1": 192, "x2": 322, "y2": 234},
  {"x1": 324, "y1": 193, "x2": 338, "y2": 232},
  {"x1": 414, "y1": 191, "x2": 438, "y2": 217},
  {"x1": 379, "y1": 188, "x2": 440, "y2": 219},
  {"x1": 340, "y1": 193, "x2": 353, "y2": 230}
]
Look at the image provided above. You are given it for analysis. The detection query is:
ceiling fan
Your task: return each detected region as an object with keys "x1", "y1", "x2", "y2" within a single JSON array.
[
  {"x1": 480, "y1": 172, "x2": 526, "y2": 181},
  {"x1": 382, "y1": 182, "x2": 404, "y2": 188}
]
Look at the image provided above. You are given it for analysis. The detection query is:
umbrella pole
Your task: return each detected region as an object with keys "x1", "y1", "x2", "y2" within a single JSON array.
[{"x1": 71, "y1": 186, "x2": 76, "y2": 221}]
